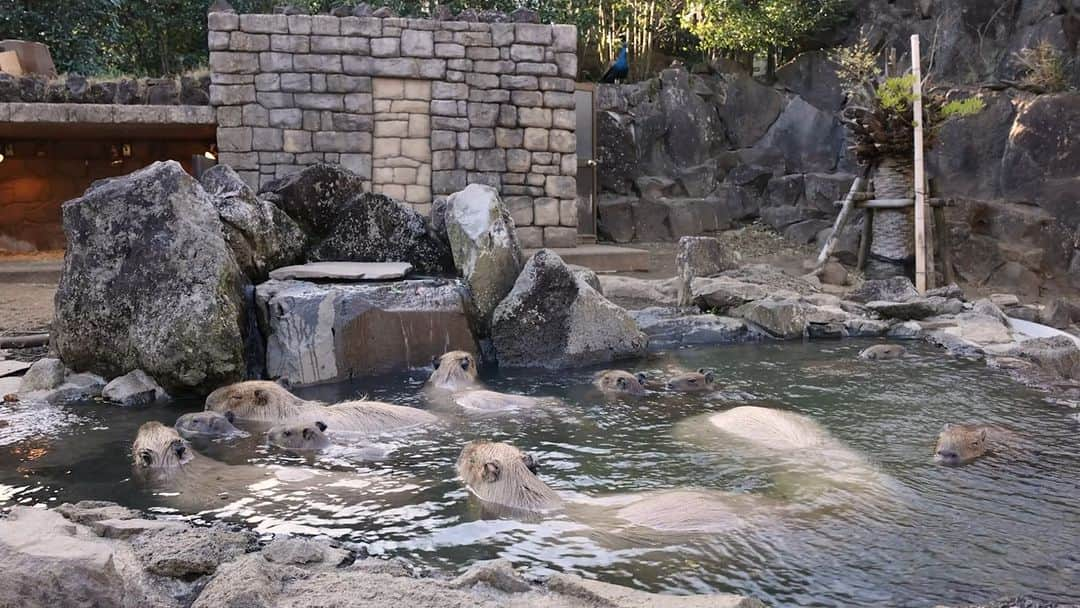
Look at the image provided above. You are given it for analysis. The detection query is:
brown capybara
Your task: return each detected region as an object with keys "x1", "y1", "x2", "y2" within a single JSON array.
[
  {"x1": 427, "y1": 350, "x2": 479, "y2": 391},
  {"x1": 175, "y1": 411, "x2": 246, "y2": 439},
  {"x1": 268, "y1": 421, "x2": 332, "y2": 451},
  {"x1": 457, "y1": 441, "x2": 560, "y2": 516},
  {"x1": 859, "y1": 344, "x2": 907, "y2": 360},
  {"x1": 934, "y1": 423, "x2": 1013, "y2": 465},
  {"x1": 666, "y1": 369, "x2": 715, "y2": 392},
  {"x1": 205, "y1": 380, "x2": 438, "y2": 434},
  {"x1": 594, "y1": 370, "x2": 648, "y2": 396}
]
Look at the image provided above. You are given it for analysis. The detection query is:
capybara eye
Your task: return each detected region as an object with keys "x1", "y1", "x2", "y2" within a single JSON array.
[
  {"x1": 460, "y1": 358, "x2": 470, "y2": 370},
  {"x1": 284, "y1": 430, "x2": 293, "y2": 437},
  {"x1": 616, "y1": 378, "x2": 628, "y2": 389}
]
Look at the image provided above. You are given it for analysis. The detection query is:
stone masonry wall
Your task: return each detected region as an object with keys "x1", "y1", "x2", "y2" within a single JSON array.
[{"x1": 208, "y1": 11, "x2": 579, "y2": 247}]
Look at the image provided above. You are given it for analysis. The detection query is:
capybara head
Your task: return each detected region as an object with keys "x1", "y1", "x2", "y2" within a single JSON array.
[
  {"x1": 667, "y1": 369, "x2": 716, "y2": 392},
  {"x1": 595, "y1": 370, "x2": 648, "y2": 396},
  {"x1": 132, "y1": 421, "x2": 193, "y2": 469},
  {"x1": 175, "y1": 411, "x2": 244, "y2": 439},
  {"x1": 935, "y1": 424, "x2": 989, "y2": 465},
  {"x1": 268, "y1": 421, "x2": 332, "y2": 451},
  {"x1": 205, "y1": 380, "x2": 304, "y2": 421},
  {"x1": 859, "y1": 344, "x2": 906, "y2": 360},
  {"x1": 428, "y1": 350, "x2": 479, "y2": 390},
  {"x1": 456, "y1": 441, "x2": 561, "y2": 514}
]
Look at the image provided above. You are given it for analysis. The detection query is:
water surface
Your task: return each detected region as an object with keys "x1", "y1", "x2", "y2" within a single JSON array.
[{"x1": 1, "y1": 340, "x2": 1077, "y2": 607}]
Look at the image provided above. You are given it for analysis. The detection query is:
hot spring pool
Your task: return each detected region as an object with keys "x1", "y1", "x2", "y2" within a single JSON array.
[{"x1": 1, "y1": 340, "x2": 1077, "y2": 607}]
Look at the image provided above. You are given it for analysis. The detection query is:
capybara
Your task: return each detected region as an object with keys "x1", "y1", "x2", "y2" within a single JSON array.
[
  {"x1": 859, "y1": 344, "x2": 907, "y2": 360},
  {"x1": 206, "y1": 380, "x2": 438, "y2": 434},
  {"x1": 427, "y1": 350, "x2": 479, "y2": 391},
  {"x1": 667, "y1": 369, "x2": 716, "y2": 392},
  {"x1": 268, "y1": 421, "x2": 332, "y2": 451},
  {"x1": 934, "y1": 423, "x2": 1014, "y2": 465},
  {"x1": 594, "y1": 370, "x2": 648, "y2": 396},
  {"x1": 175, "y1": 411, "x2": 246, "y2": 439}
]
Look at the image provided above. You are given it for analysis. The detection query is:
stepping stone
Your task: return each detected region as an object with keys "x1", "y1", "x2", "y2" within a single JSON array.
[
  {"x1": 0, "y1": 360, "x2": 31, "y2": 378},
  {"x1": 269, "y1": 261, "x2": 413, "y2": 281}
]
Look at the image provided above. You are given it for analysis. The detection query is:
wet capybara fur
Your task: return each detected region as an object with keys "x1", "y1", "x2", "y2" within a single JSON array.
[
  {"x1": 859, "y1": 344, "x2": 907, "y2": 360},
  {"x1": 595, "y1": 370, "x2": 648, "y2": 396},
  {"x1": 667, "y1": 369, "x2": 715, "y2": 392},
  {"x1": 175, "y1": 411, "x2": 245, "y2": 439},
  {"x1": 457, "y1": 441, "x2": 561, "y2": 515},
  {"x1": 132, "y1": 421, "x2": 194, "y2": 469},
  {"x1": 427, "y1": 351, "x2": 479, "y2": 391},
  {"x1": 206, "y1": 380, "x2": 438, "y2": 434},
  {"x1": 268, "y1": 421, "x2": 332, "y2": 451},
  {"x1": 935, "y1": 424, "x2": 1012, "y2": 465}
]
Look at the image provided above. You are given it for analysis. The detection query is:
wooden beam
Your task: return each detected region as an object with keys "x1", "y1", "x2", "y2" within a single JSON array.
[
  {"x1": 858, "y1": 209, "x2": 873, "y2": 270},
  {"x1": 814, "y1": 174, "x2": 867, "y2": 273},
  {"x1": 911, "y1": 34, "x2": 929, "y2": 294}
]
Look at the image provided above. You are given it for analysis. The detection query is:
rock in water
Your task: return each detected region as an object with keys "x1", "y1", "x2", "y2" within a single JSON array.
[
  {"x1": 53, "y1": 161, "x2": 247, "y2": 394},
  {"x1": 490, "y1": 250, "x2": 647, "y2": 368},
  {"x1": 445, "y1": 184, "x2": 524, "y2": 330},
  {"x1": 200, "y1": 165, "x2": 305, "y2": 281},
  {"x1": 260, "y1": 164, "x2": 452, "y2": 273},
  {"x1": 102, "y1": 369, "x2": 169, "y2": 406}
]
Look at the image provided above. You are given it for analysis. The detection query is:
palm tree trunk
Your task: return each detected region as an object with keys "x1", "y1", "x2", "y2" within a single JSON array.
[{"x1": 866, "y1": 155, "x2": 915, "y2": 280}]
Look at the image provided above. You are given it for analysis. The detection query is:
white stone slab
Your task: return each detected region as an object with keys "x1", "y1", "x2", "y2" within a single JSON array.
[
  {"x1": 0, "y1": 360, "x2": 31, "y2": 378},
  {"x1": 269, "y1": 262, "x2": 413, "y2": 281}
]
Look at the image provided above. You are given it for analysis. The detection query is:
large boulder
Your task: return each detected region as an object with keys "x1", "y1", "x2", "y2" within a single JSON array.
[
  {"x1": 597, "y1": 275, "x2": 680, "y2": 309},
  {"x1": 676, "y1": 236, "x2": 738, "y2": 306},
  {"x1": 630, "y1": 307, "x2": 749, "y2": 349},
  {"x1": 927, "y1": 92, "x2": 1016, "y2": 201},
  {"x1": 256, "y1": 278, "x2": 477, "y2": 386},
  {"x1": 775, "y1": 51, "x2": 845, "y2": 114},
  {"x1": 490, "y1": 250, "x2": 647, "y2": 368},
  {"x1": 261, "y1": 164, "x2": 453, "y2": 273},
  {"x1": 53, "y1": 161, "x2": 247, "y2": 393},
  {"x1": 715, "y1": 72, "x2": 785, "y2": 147},
  {"x1": 1000, "y1": 94, "x2": 1080, "y2": 227},
  {"x1": 1008, "y1": 335, "x2": 1080, "y2": 380},
  {"x1": 199, "y1": 164, "x2": 305, "y2": 281},
  {"x1": 596, "y1": 110, "x2": 639, "y2": 194},
  {"x1": 731, "y1": 297, "x2": 808, "y2": 339},
  {"x1": 444, "y1": 184, "x2": 524, "y2": 330},
  {"x1": 743, "y1": 96, "x2": 842, "y2": 173}
]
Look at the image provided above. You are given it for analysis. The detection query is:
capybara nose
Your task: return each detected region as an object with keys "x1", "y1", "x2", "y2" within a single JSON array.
[{"x1": 936, "y1": 450, "x2": 957, "y2": 460}]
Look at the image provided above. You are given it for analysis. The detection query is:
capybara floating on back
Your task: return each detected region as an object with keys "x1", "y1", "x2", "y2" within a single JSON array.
[
  {"x1": 934, "y1": 423, "x2": 1015, "y2": 465},
  {"x1": 206, "y1": 380, "x2": 438, "y2": 434},
  {"x1": 859, "y1": 344, "x2": 907, "y2": 360},
  {"x1": 594, "y1": 370, "x2": 648, "y2": 396},
  {"x1": 425, "y1": 351, "x2": 549, "y2": 414}
]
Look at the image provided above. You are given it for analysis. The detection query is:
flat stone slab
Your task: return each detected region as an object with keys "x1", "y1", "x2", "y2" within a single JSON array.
[
  {"x1": 0, "y1": 360, "x2": 31, "y2": 378},
  {"x1": 268, "y1": 262, "x2": 413, "y2": 281}
]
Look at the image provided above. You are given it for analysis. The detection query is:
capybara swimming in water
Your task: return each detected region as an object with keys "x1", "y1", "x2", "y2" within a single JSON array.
[
  {"x1": 594, "y1": 370, "x2": 648, "y2": 396},
  {"x1": 934, "y1": 423, "x2": 1015, "y2": 465},
  {"x1": 206, "y1": 380, "x2": 438, "y2": 434},
  {"x1": 456, "y1": 440, "x2": 777, "y2": 534},
  {"x1": 859, "y1": 344, "x2": 907, "y2": 360},
  {"x1": 267, "y1": 421, "x2": 332, "y2": 451},
  {"x1": 426, "y1": 351, "x2": 548, "y2": 414},
  {"x1": 666, "y1": 369, "x2": 716, "y2": 392},
  {"x1": 175, "y1": 411, "x2": 246, "y2": 439}
]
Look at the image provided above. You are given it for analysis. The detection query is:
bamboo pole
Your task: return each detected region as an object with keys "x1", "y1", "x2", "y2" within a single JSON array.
[
  {"x1": 911, "y1": 34, "x2": 929, "y2": 293},
  {"x1": 814, "y1": 169, "x2": 869, "y2": 273}
]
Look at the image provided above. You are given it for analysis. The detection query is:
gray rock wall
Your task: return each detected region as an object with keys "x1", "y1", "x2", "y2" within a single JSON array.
[{"x1": 209, "y1": 12, "x2": 578, "y2": 248}]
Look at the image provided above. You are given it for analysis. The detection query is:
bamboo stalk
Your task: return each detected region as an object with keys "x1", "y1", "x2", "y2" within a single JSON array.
[
  {"x1": 911, "y1": 34, "x2": 929, "y2": 293},
  {"x1": 814, "y1": 174, "x2": 868, "y2": 273}
]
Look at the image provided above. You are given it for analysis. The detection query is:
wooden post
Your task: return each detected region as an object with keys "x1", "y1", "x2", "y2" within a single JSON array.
[
  {"x1": 911, "y1": 34, "x2": 929, "y2": 294},
  {"x1": 924, "y1": 175, "x2": 936, "y2": 289},
  {"x1": 814, "y1": 174, "x2": 867, "y2": 273}
]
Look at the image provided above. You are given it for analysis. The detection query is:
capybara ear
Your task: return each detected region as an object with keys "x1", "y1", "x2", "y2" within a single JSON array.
[
  {"x1": 431, "y1": 355, "x2": 441, "y2": 369},
  {"x1": 616, "y1": 377, "x2": 628, "y2": 390},
  {"x1": 254, "y1": 388, "x2": 268, "y2": 405},
  {"x1": 697, "y1": 368, "x2": 707, "y2": 374},
  {"x1": 977, "y1": 428, "x2": 987, "y2": 442},
  {"x1": 275, "y1": 377, "x2": 292, "y2": 390},
  {"x1": 522, "y1": 453, "x2": 539, "y2": 474},
  {"x1": 482, "y1": 461, "x2": 501, "y2": 483},
  {"x1": 635, "y1": 372, "x2": 648, "y2": 385},
  {"x1": 224, "y1": 411, "x2": 236, "y2": 424},
  {"x1": 703, "y1": 371, "x2": 715, "y2": 383}
]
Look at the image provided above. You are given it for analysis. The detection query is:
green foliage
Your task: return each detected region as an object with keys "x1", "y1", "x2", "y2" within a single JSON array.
[
  {"x1": 939, "y1": 97, "x2": 986, "y2": 119},
  {"x1": 876, "y1": 75, "x2": 916, "y2": 113},
  {"x1": 681, "y1": 0, "x2": 850, "y2": 54},
  {"x1": 1014, "y1": 41, "x2": 1072, "y2": 93}
]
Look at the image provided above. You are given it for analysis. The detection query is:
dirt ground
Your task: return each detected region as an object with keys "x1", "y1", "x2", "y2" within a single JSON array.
[{"x1": 0, "y1": 251, "x2": 62, "y2": 337}]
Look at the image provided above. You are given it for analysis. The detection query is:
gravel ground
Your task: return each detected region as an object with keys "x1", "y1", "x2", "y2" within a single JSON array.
[{"x1": 0, "y1": 252, "x2": 62, "y2": 338}]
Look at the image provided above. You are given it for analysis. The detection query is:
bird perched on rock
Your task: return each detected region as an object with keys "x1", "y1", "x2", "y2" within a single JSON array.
[{"x1": 600, "y1": 43, "x2": 629, "y2": 83}]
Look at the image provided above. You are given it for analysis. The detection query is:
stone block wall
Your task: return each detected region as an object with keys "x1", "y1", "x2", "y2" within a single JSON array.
[{"x1": 209, "y1": 11, "x2": 579, "y2": 247}]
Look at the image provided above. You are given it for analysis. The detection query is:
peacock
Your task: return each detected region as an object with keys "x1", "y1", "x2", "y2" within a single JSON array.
[{"x1": 599, "y1": 43, "x2": 629, "y2": 83}]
